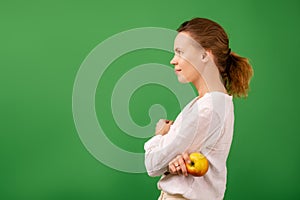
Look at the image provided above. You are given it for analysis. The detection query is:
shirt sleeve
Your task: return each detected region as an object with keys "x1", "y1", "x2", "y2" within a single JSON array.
[{"x1": 144, "y1": 103, "x2": 212, "y2": 177}]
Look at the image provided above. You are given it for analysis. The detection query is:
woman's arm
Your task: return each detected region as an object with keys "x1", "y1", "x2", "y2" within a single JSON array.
[{"x1": 144, "y1": 105, "x2": 212, "y2": 177}]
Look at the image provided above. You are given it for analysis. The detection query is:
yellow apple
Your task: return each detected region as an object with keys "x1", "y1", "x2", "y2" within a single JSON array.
[{"x1": 186, "y1": 152, "x2": 209, "y2": 177}]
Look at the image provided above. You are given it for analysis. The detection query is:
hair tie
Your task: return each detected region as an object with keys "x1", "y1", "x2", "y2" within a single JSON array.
[
  {"x1": 226, "y1": 48, "x2": 233, "y2": 71},
  {"x1": 227, "y1": 48, "x2": 231, "y2": 56}
]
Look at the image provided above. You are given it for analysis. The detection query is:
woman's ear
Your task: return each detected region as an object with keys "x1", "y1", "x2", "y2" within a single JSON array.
[{"x1": 201, "y1": 50, "x2": 211, "y2": 63}]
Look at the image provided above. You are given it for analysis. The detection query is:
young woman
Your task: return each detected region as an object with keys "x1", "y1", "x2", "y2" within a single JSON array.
[{"x1": 144, "y1": 18, "x2": 253, "y2": 200}]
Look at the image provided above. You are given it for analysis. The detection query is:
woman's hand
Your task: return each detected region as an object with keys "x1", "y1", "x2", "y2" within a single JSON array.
[
  {"x1": 155, "y1": 119, "x2": 173, "y2": 136},
  {"x1": 168, "y1": 153, "x2": 191, "y2": 176}
]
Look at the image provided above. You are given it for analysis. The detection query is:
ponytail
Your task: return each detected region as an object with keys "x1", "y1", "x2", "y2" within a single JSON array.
[
  {"x1": 225, "y1": 52, "x2": 253, "y2": 97},
  {"x1": 177, "y1": 17, "x2": 254, "y2": 97}
]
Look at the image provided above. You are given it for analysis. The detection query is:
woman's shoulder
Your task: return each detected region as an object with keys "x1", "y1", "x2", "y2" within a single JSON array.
[
  {"x1": 193, "y1": 92, "x2": 233, "y2": 112},
  {"x1": 196, "y1": 91, "x2": 232, "y2": 105}
]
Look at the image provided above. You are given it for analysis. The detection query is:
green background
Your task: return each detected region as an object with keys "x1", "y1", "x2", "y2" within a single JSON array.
[{"x1": 1, "y1": 0, "x2": 300, "y2": 199}]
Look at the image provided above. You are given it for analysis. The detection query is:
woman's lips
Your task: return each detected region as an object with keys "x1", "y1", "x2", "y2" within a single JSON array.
[{"x1": 175, "y1": 69, "x2": 182, "y2": 74}]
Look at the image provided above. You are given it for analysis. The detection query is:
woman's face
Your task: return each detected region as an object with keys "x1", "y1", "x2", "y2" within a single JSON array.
[{"x1": 170, "y1": 32, "x2": 204, "y2": 84}]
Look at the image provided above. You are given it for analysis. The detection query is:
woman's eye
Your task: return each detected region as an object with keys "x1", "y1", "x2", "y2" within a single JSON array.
[{"x1": 176, "y1": 50, "x2": 183, "y2": 55}]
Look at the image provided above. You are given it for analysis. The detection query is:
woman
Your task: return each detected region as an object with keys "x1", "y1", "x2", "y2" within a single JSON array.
[{"x1": 144, "y1": 18, "x2": 253, "y2": 200}]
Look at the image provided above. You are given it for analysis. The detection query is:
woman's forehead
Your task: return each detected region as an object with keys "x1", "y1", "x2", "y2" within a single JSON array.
[{"x1": 174, "y1": 32, "x2": 203, "y2": 50}]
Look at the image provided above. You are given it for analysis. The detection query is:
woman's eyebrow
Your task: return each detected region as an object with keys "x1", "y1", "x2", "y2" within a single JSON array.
[{"x1": 174, "y1": 48, "x2": 183, "y2": 53}]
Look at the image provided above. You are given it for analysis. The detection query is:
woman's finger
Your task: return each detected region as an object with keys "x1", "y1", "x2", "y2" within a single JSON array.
[
  {"x1": 156, "y1": 119, "x2": 165, "y2": 128},
  {"x1": 176, "y1": 165, "x2": 182, "y2": 175},
  {"x1": 168, "y1": 162, "x2": 177, "y2": 174},
  {"x1": 173, "y1": 155, "x2": 184, "y2": 175},
  {"x1": 155, "y1": 119, "x2": 173, "y2": 135},
  {"x1": 173, "y1": 161, "x2": 181, "y2": 175},
  {"x1": 182, "y1": 152, "x2": 191, "y2": 164},
  {"x1": 168, "y1": 155, "x2": 188, "y2": 175},
  {"x1": 177, "y1": 156, "x2": 188, "y2": 176}
]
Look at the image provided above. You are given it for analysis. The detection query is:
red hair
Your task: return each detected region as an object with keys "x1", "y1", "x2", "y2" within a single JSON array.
[{"x1": 177, "y1": 18, "x2": 253, "y2": 97}]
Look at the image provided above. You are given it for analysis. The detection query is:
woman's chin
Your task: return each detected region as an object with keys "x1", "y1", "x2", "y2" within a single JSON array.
[{"x1": 177, "y1": 76, "x2": 189, "y2": 84}]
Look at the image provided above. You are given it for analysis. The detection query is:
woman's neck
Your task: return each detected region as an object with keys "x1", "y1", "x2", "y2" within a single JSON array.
[
  {"x1": 193, "y1": 77, "x2": 209, "y2": 98},
  {"x1": 192, "y1": 62, "x2": 227, "y2": 98}
]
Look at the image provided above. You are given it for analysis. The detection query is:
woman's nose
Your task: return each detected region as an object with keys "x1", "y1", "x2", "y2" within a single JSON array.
[{"x1": 170, "y1": 55, "x2": 177, "y2": 65}]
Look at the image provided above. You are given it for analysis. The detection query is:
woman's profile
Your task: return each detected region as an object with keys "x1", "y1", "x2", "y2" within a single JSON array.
[{"x1": 144, "y1": 18, "x2": 253, "y2": 200}]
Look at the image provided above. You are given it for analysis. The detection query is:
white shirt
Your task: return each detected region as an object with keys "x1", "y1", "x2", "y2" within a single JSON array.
[{"x1": 144, "y1": 92, "x2": 234, "y2": 200}]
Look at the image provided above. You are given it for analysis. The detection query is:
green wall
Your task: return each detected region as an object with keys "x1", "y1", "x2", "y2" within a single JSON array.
[{"x1": 1, "y1": 0, "x2": 299, "y2": 199}]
